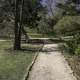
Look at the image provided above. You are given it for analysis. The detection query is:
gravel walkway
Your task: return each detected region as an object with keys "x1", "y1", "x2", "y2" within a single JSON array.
[{"x1": 28, "y1": 44, "x2": 77, "y2": 80}]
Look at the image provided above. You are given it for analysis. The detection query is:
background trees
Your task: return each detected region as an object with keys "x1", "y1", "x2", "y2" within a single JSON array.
[
  {"x1": 0, "y1": 0, "x2": 80, "y2": 52},
  {"x1": 14, "y1": 0, "x2": 43, "y2": 50},
  {"x1": 55, "y1": 0, "x2": 80, "y2": 55},
  {"x1": 0, "y1": 0, "x2": 43, "y2": 50}
]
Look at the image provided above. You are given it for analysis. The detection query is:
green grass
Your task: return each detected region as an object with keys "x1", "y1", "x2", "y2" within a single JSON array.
[
  {"x1": 0, "y1": 41, "x2": 43, "y2": 80},
  {"x1": 26, "y1": 28, "x2": 56, "y2": 38},
  {"x1": 28, "y1": 33, "x2": 44, "y2": 38},
  {"x1": 28, "y1": 32, "x2": 57, "y2": 38}
]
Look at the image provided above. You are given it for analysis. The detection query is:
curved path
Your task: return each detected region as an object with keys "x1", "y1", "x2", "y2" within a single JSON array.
[{"x1": 28, "y1": 43, "x2": 77, "y2": 80}]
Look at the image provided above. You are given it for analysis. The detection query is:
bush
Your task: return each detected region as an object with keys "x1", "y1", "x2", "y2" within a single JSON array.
[
  {"x1": 54, "y1": 16, "x2": 80, "y2": 36},
  {"x1": 62, "y1": 33, "x2": 80, "y2": 55},
  {"x1": 75, "y1": 45, "x2": 80, "y2": 55},
  {"x1": 65, "y1": 40, "x2": 77, "y2": 54}
]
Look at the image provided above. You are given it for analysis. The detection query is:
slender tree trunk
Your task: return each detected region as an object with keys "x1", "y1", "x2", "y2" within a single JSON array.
[
  {"x1": 14, "y1": 0, "x2": 24, "y2": 50},
  {"x1": 14, "y1": 0, "x2": 21, "y2": 50},
  {"x1": 18, "y1": 0, "x2": 24, "y2": 49}
]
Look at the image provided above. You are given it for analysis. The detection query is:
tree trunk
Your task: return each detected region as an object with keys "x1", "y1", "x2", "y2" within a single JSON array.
[
  {"x1": 18, "y1": 0, "x2": 24, "y2": 49},
  {"x1": 14, "y1": 0, "x2": 21, "y2": 50},
  {"x1": 14, "y1": 0, "x2": 24, "y2": 50}
]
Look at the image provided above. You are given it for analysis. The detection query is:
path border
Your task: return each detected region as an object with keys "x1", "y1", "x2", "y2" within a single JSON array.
[{"x1": 22, "y1": 45, "x2": 44, "y2": 80}]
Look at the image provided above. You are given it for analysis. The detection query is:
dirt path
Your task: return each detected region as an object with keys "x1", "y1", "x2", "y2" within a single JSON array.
[{"x1": 28, "y1": 43, "x2": 77, "y2": 80}]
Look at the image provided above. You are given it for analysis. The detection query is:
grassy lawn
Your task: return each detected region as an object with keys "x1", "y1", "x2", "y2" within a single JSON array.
[
  {"x1": 28, "y1": 33, "x2": 58, "y2": 38},
  {"x1": 28, "y1": 33, "x2": 44, "y2": 38},
  {"x1": 63, "y1": 53, "x2": 80, "y2": 80},
  {"x1": 26, "y1": 28, "x2": 56, "y2": 38},
  {"x1": 0, "y1": 41, "x2": 43, "y2": 80}
]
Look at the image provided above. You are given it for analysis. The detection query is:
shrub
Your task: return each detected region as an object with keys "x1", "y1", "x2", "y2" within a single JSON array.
[
  {"x1": 65, "y1": 40, "x2": 77, "y2": 54},
  {"x1": 75, "y1": 44, "x2": 80, "y2": 55},
  {"x1": 54, "y1": 16, "x2": 80, "y2": 36}
]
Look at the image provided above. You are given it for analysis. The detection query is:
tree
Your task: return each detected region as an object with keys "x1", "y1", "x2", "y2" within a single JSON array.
[
  {"x1": 0, "y1": 0, "x2": 43, "y2": 50},
  {"x1": 54, "y1": 16, "x2": 80, "y2": 35},
  {"x1": 54, "y1": 0, "x2": 80, "y2": 35},
  {"x1": 14, "y1": 0, "x2": 43, "y2": 50},
  {"x1": 45, "y1": 0, "x2": 54, "y2": 16},
  {"x1": 14, "y1": 0, "x2": 20, "y2": 50},
  {"x1": 56, "y1": 0, "x2": 80, "y2": 16}
]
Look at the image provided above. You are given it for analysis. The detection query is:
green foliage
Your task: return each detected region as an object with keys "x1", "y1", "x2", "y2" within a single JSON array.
[
  {"x1": 57, "y1": 3, "x2": 78, "y2": 15},
  {"x1": 62, "y1": 33, "x2": 80, "y2": 55},
  {"x1": 65, "y1": 40, "x2": 77, "y2": 54},
  {"x1": 23, "y1": 0, "x2": 43, "y2": 27},
  {"x1": 0, "y1": 0, "x2": 43, "y2": 27},
  {"x1": 37, "y1": 18, "x2": 54, "y2": 33},
  {"x1": 75, "y1": 44, "x2": 80, "y2": 55},
  {"x1": 54, "y1": 0, "x2": 80, "y2": 56},
  {"x1": 54, "y1": 16, "x2": 80, "y2": 35},
  {"x1": 57, "y1": 0, "x2": 80, "y2": 16}
]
